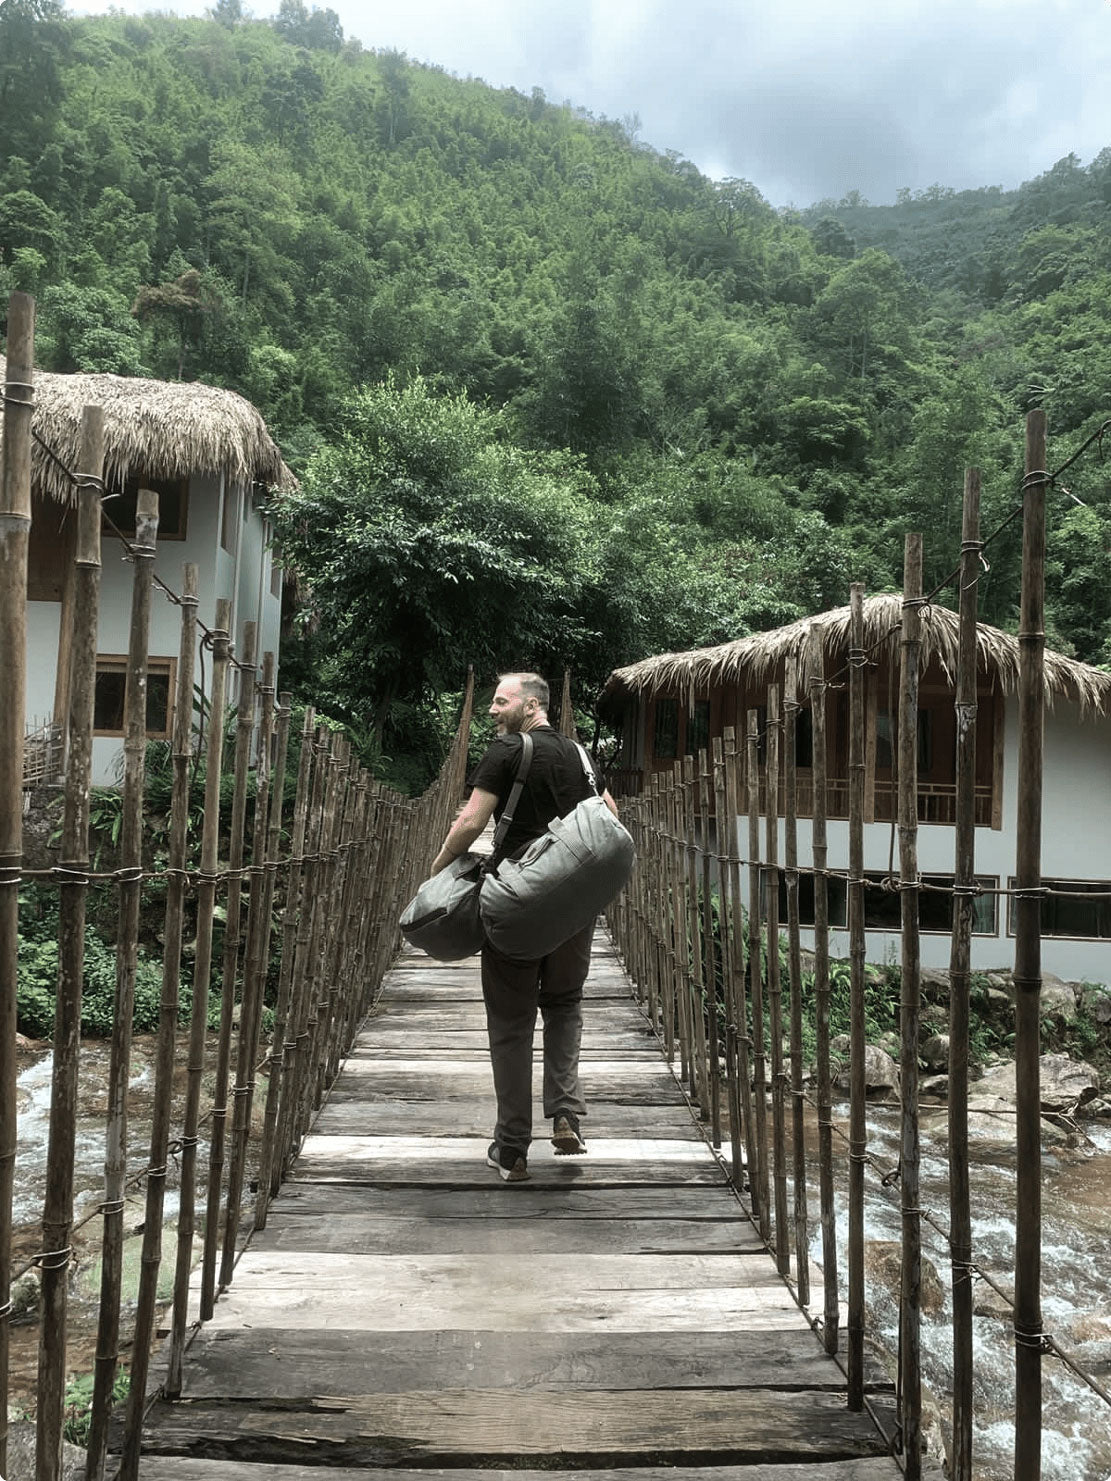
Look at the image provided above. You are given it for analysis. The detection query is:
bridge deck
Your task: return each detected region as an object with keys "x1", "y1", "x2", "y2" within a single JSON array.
[{"x1": 137, "y1": 930, "x2": 901, "y2": 1480}]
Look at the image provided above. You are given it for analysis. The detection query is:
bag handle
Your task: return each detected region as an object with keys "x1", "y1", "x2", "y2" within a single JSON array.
[
  {"x1": 574, "y1": 741, "x2": 600, "y2": 796},
  {"x1": 487, "y1": 732, "x2": 533, "y2": 866}
]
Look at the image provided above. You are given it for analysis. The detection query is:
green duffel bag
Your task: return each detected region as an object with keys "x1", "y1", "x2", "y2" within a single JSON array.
[
  {"x1": 480, "y1": 746, "x2": 636, "y2": 961},
  {"x1": 399, "y1": 736, "x2": 534, "y2": 962},
  {"x1": 399, "y1": 851, "x2": 486, "y2": 961}
]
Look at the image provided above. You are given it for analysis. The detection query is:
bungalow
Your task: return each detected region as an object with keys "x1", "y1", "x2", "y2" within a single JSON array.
[
  {"x1": 11, "y1": 359, "x2": 296, "y2": 784},
  {"x1": 602, "y1": 595, "x2": 1111, "y2": 984}
]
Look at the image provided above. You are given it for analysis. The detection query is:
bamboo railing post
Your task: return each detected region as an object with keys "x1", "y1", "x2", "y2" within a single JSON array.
[
  {"x1": 200, "y1": 622, "x2": 257, "y2": 1320},
  {"x1": 1014, "y1": 410, "x2": 1047, "y2": 1481},
  {"x1": 765, "y1": 685, "x2": 789, "y2": 1275},
  {"x1": 847, "y1": 582, "x2": 867, "y2": 1410},
  {"x1": 119, "y1": 562, "x2": 198, "y2": 1481},
  {"x1": 167, "y1": 598, "x2": 231, "y2": 1397},
  {"x1": 218, "y1": 652, "x2": 277, "y2": 1293},
  {"x1": 670, "y1": 762, "x2": 693, "y2": 1087},
  {"x1": 783, "y1": 658, "x2": 809, "y2": 1305},
  {"x1": 682, "y1": 755, "x2": 709, "y2": 1117},
  {"x1": 808, "y1": 640, "x2": 838, "y2": 1355},
  {"x1": 949, "y1": 469, "x2": 981, "y2": 1481},
  {"x1": 36, "y1": 403, "x2": 102, "y2": 1481},
  {"x1": 269, "y1": 708, "x2": 317, "y2": 1188},
  {"x1": 642, "y1": 777, "x2": 660, "y2": 1029},
  {"x1": 87, "y1": 486, "x2": 159, "y2": 1481},
  {"x1": 898, "y1": 535, "x2": 924, "y2": 1477},
  {"x1": 723, "y1": 727, "x2": 757, "y2": 1197},
  {"x1": 713, "y1": 737, "x2": 742, "y2": 1179},
  {"x1": 746, "y1": 710, "x2": 770, "y2": 1242},
  {"x1": 699, "y1": 749, "x2": 722, "y2": 1146},
  {"x1": 254, "y1": 692, "x2": 297, "y2": 1222},
  {"x1": 0, "y1": 292, "x2": 34, "y2": 1480}
]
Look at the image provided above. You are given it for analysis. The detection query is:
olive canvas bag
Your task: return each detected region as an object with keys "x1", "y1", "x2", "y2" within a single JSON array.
[
  {"x1": 480, "y1": 742, "x2": 636, "y2": 960},
  {"x1": 398, "y1": 735, "x2": 534, "y2": 961}
]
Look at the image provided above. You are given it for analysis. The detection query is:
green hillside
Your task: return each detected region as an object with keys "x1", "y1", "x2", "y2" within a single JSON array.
[{"x1": 3, "y1": 0, "x2": 1110, "y2": 779}]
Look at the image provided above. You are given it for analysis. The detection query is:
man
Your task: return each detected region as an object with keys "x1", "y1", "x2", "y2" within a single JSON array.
[{"x1": 430, "y1": 672, "x2": 619, "y2": 1183}]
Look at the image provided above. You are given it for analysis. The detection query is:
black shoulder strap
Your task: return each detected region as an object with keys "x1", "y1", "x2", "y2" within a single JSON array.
[
  {"x1": 574, "y1": 741, "x2": 600, "y2": 796},
  {"x1": 488, "y1": 732, "x2": 533, "y2": 861}
]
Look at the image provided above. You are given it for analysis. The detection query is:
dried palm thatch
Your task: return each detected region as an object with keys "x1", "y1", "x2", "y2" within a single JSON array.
[
  {"x1": 605, "y1": 593, "x2": 1111, "y2": 717},
  {"x1": 1, "y1": 355, "x2": 296, "y2": 503}
]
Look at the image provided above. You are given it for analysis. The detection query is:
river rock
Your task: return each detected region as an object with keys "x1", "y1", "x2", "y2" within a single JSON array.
[
  {"x1": 920, "y1": 1032, "x2": 950, "y2": 1071},
  {"x1": 1039, "y1": 973, "x2": 1079, "y2": 1022},
  {"x1": 831, "y1": 1036, "x2": 900, "y2": 1100},
  {"x1": 9, "y1": 1271, "x2": 39, "y2": 1322},
  {"x1": 967, "y1": 1053, "x2": 1100, "y2": 1113},
  {"x1": 920, "y1": 1073, "x2": 948, "y2": 1099},
  {"x1": 3, "y1": 1420, "x2": 85, "y2": 1480},
  {"x1": 863, "y1": 1239, "x2": 946, "y2": 1317}
]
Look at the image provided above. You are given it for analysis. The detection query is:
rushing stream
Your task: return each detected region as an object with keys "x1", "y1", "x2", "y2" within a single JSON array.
[
  {"x1": 810, "y1": 1102, "x2": 1111, "y2": 1481},
  {"x1": 10, "y1": 1044, "x2": 1111, "y2": 1479}
]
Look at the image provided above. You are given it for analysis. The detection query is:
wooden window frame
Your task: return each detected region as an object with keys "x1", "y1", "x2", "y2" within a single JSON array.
[
  {"x1": 102, "y1": 473, "x2": 189, "y2": 542},
  {"x1": 93, "y1": 655, "x2": 176, "y2": 740}
]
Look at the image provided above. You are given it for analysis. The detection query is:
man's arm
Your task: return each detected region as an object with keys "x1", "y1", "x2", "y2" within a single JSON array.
[
  {"x1": 429, "y1": 787, "x2": 499, "y2": 875},
  {"x1": 601, "y1": 788, "x2": 619, "y2": 819}
]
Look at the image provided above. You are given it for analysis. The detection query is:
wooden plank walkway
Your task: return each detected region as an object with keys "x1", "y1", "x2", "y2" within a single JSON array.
[{"x1": 137, "y1": 929, "x2": 900, "y2": 1480}]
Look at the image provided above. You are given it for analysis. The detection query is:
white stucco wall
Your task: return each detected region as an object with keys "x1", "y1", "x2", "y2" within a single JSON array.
[
  {"x1": 25, "y1": 474, "x2": 282, "y2": 786},
  {"x1": 737, "y1": 693, "x2": 1111, "y2": 986}
]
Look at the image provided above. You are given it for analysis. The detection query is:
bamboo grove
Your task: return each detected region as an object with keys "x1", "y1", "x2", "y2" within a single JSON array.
[{"x1": 0, "y1": 292, "x2": 475, "y2": 1481}]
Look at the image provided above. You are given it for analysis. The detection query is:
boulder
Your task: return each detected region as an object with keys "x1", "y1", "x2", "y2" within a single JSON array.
[
  {"x1": 863, "y1": 1239, "x2": 946, "y2": 1317},
  {"x1": 920, "y1": 1032, "x2": 950, "y2": 1071},
  {"x1": 1039, "y1": 974, "x2": 1078, "y2": 1023},
  {"x1": 3, "y1": 1420, "x2": 85, "y2": 1480},
  {"x1": 920, "y1": 1074, "x2": 949, "y2": 1099},
  {"x1": 831, "y1": 1039, "x2": 900, "y2": 1100},
  {"x1": 968, "y1": 1054, "x2": 1099, "y2": 1114}
]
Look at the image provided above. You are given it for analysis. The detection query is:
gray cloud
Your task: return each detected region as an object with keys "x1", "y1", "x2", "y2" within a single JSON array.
[{"x1": 66, "y1": 0, "x2": 1111, "y2": 205}]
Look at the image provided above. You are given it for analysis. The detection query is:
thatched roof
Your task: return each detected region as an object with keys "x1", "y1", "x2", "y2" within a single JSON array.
[
  {"x1": 1, "y1": 356, "x2": 296, "y2": 504},
  {"x1": 604, "y1": 593, "x2": 1111, "y2": 717}
]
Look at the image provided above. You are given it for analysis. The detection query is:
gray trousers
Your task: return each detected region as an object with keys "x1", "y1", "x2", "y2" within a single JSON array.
[{"x1": 480, "y1": 921, "x2": 594, "y2": 1155}]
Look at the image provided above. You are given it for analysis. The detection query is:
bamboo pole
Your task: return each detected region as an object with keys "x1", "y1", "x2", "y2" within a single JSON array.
[
  {"x1": 277, "y1": 726, "x2": 330, "y2": 1175},
  {"x1": 713, "y1": 737, "x2": 743, "y2": 1182},
  {"x1": 218, "y1": 653, "x2": 277, "y2": 1292},
  {"x1": 746, "y1": 710, "x2": 770, "y2": 1243},
  {"x1": 166, "y1": 598, "x2": 231, "y2": 1397},
  {"x1": 764, "y1": 684, "x2": 789, "y2": 1275},
  {"x1": 699, "y1": 749, "x2": 722, "y2": 1147},
  {"x1": 723, "y1": 727, "x2": 757, "y2": 1198},
  {"x1": 119, "y1": 562, "x2": 198, "y2": 1481},
  {"x1": 37, "y1": 405, "x2": 102, "y2": 1481},
  {"x1": 255, "y1": 695, "x2": 306, "y2": 1218},
  {"x1": 1014, "y1": 410, "x2": 1047, "y2": 1481},
  {"x1": 559, "y1": 667, "x2": 575, "y2": 737},
  {"x1": 808, "y1": 640, "x2": 838, "y2": 1355},
  {"x1": 948, "y1": 469, "x2": 981, "y2": 1481},
  {"x1": 201, "y1": 622, "x2": 257, "y2": 1320},
  {"x1": 783, "y1": 658, "x2": 809, "y2": 1305},
  {"x1": 682, "y1": 755, "x2": 710, "y2": 1117},
  {"x1": 668, "y1": 765, "x2": 687, "y2": 1073},
  {"x1": 86, "y1": 486, "x2": 160, "y2": 1481},
  {"x1": 847, "y1": 582, "x2": 867, "y2": 1410},
  {"x1": 0, "y1": 292, "x2": 34, "y2": 1480},
  {"x1": 898, "y1": 534, "x2": 924, "y2": 1477}
]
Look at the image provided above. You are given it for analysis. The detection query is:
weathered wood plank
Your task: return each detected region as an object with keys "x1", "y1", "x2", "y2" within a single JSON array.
[
  {"x1": 139, "y1": 1389, "x2": 891, "y2": 1467},
  {"x1": 250, "y1": 1213, "x2": 758, "y2": 1255},
  {"x1": 198, "y1": 1251, "x2": 804, "y2": 1333},
  {"x1": 312, "y1": 1098, "x2": 703, "y2": 1139},
  {"x1": 144, "y1": 1458, "x2": 903, "y2": 1480},
  {"x1": 174, "y1": 1328, "x2": 867, "y2": 1400},
  {"x1": 269, "y1": 1183, "x2": 747, "y2": 1221}
]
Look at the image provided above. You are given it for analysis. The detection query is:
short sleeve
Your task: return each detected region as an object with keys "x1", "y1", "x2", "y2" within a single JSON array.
[{"x1": 468, "y1": 735, "x2": 521, "y2": 803}]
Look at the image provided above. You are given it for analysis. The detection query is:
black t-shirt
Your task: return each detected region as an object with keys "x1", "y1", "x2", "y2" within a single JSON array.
[{"x1": 469, "y1": 725, "x2": 596, "y2": 859}]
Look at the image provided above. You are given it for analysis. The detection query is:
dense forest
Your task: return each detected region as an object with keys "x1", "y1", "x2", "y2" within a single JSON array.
[{"x1": 3, "y1": 0, "x2": 1110, "y2": 783}]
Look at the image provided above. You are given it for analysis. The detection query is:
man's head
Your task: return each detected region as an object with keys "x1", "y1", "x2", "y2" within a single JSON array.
[{"x1": 490, "y1": 672, "x2": 549, "y2": 734}]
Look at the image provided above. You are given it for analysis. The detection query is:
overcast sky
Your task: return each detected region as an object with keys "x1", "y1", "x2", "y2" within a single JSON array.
[{"x1": 64, "y1": 0, "x2": 1111, "y2": 207}]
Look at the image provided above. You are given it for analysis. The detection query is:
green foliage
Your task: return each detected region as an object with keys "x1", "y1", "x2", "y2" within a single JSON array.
[
  {"x1": 62, "y1": 1367, "x2": 129, "y2": 1447},
  {"x1": 16, "y1": 884, "x2": 176, "y2": 1039},
  {"x1": 5, "y1": 5, "x2": 1111, "y2": 751}
]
